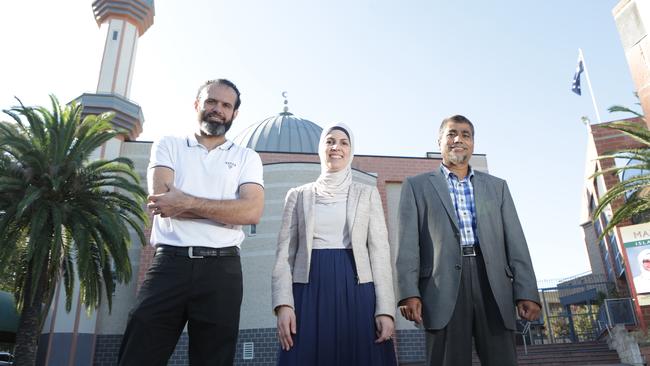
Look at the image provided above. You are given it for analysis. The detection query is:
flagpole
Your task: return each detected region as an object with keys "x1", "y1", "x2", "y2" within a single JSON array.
[{"x1": 579, "y1": 48, "x2": 602, "y2": 124}]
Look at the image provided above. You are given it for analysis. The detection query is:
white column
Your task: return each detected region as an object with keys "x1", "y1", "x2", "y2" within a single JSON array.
[{"x1": 96, "y1": 19, "x2": 139, "y2": 98}]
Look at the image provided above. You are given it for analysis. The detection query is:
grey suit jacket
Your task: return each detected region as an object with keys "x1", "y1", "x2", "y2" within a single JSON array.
[
  {"x1": 396, "y1": 169, "x2": 539, "y2": 330},
  {"x1": 272, "y1": 182, "x2": 395, "y2": 318}
]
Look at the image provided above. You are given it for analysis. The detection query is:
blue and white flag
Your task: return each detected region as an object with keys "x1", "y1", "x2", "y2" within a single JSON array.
[{"x1": 572, "y1": 55, "x2": 584, "y2": 95}]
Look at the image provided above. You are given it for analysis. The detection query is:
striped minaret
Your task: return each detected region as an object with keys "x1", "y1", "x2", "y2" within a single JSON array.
[
  {"x1": 74, "y1": 0, "x2": 155, "y2": 141},
  {"x1": 93, "y1": 0, "x2": 154, "y2": 98},
  {"x1": 39, "y1": 3, "x2": 155, "y2": 366}
]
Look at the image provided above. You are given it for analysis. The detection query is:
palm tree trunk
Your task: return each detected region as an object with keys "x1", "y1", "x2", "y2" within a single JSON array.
[{"x1": 13, "y1": 256, "x2": 50, "y2": 366}]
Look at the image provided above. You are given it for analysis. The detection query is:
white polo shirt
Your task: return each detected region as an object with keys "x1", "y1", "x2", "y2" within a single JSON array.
[{"x1": 149, "y1": 135, "x2": 264, "y2": 248}]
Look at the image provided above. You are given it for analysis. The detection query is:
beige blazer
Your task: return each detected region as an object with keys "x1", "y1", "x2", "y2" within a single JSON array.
[{"x1": 272, "y1": 182, "x2": 395, "y2": 318}]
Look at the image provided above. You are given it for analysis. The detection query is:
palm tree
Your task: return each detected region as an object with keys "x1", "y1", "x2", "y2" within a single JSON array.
[
  {"x1": 0, "y1": 96, "x2": 147, "y2": 366},
  {"x1": 592, "y1": 104, "x2": 650, "y2": 235}
]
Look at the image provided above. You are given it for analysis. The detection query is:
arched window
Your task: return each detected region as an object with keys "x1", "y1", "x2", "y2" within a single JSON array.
[{"x1": 616, "y1": 157, "x2": 647, "y2": 199}]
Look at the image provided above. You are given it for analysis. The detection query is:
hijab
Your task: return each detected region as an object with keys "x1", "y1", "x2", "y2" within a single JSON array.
[
  {"x1": 639, "y1": 249, "x2": 650, "y2": 278},
  {"x1": 314, "y1": 123, "x2": 354, "y2": 204}
]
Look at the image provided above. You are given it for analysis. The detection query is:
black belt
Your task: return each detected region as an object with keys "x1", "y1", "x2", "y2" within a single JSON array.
[
  {"x1": 156, "y1": 245, "x2": 240, "y2": 258},
  {"x1": 461, "y1": 246, "x2": 480, "y2": 257}
]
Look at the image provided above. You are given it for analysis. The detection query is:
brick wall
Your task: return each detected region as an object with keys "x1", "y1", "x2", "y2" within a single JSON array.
[
  {"x1": 395, "y1": 329, "x2": 427, "y2": 363},
  {"x1": 136, "y1": 214, "x2": 155, "y2": 290},
  {"x1": 259, "y1": 151, "x2": 440, "y2": 214},
  {"x1": 93, "y1": 334, "x2": 191, "y2": 366},
  {"x1": 92, "y1": 328, "x2": 428, "y2": 365},
  {"x1": 93, "y1": 335, "x2": 121, "y2": 366},
  {"x1": 590, "y1": 117, "x2": 646, "y2": 225},
  {"x1": 641, "y1": 306, "x2": 650, "y2": 331},
  {"x1": 591, "y1": 121, "x2": 644, "y2": 218},
  {"x1": 234, "y1": 328, "x2": 278, "y2": 366},
  {"x1": 590, "y1": 117, "x2": 648, "y2": 328}
]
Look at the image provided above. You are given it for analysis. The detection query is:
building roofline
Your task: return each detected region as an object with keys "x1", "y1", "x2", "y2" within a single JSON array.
[
  {"x1": 124, "y1": 141, "x2": 488, "y2": 161},
  {"x1": 263, "y1": 161, "x2": 379, "y2": 178},
  {"x1": 591, "y1": 116, "x2": 644, "y2": 127},
  {"x1": 257, "y1": 150, "x2": 486, "y2": 160}
]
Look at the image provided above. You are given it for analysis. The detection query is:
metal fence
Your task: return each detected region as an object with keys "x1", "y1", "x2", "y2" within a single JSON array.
[
  {"x1": 597, "y1": 298, "x2": 637, "y2": 334},
  {"x1": 532, "y1": 275, "x2": 636, "y2": 344}
]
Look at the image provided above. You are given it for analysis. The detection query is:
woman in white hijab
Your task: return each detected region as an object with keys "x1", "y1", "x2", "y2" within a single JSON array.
[
  {"x1": 634, "y1": 249, "x2": 650, "y2": 294},
  {"x1": 272, "y1": 123, "x2": 397, "y2": 365}
]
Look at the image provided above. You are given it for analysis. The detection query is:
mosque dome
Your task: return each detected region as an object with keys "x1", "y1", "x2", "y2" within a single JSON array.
[{"x1": 233, "y1": 93, "x2": 322, "y2": 153}]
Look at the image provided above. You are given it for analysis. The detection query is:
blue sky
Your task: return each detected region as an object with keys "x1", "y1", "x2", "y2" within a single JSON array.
[{"x1": 0, "y1": 0, "x2": 638, "y2": 281}]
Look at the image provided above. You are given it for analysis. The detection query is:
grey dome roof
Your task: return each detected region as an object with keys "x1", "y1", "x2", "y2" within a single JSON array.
[{"x1": 233, "y1": 111, "x2": 323, "y2": 153}]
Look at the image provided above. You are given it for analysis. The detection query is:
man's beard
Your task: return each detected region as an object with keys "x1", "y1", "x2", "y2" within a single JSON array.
[
  {"x1": 445, "y1": 146, "x2": 470, "y2": 165},
  {"x1": 199, "y1": 111, "x2": 232, "y2": 137}
]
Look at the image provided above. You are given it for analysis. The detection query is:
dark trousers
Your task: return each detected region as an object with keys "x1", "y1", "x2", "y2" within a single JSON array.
[
  {"x1": 426, "y1": 255, "x2": 517, "y2": 366},
  {"x1": 118, "y1": 251, "x2": 243, "y2": 366}
]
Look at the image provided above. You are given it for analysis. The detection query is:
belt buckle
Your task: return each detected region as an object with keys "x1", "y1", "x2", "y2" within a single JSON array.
[
  {"x1": 462, "y1": 246, "x2": 476, "y2": 257},
  {"x1": 188, "y1": 247, "x2": 204, "y2": 259}
]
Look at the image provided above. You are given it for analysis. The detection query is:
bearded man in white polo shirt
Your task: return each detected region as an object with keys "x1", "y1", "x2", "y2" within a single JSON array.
[{"x1": 118, "y1": 79, "x2": 265, "y2": 366}]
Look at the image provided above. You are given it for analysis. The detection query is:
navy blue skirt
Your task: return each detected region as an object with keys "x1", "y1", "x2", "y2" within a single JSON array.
[{"x1": 277, "y1": 249, "x2": 397, "y2": 366}]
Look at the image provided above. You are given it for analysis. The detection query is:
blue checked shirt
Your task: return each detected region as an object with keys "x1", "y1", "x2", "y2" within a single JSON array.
[{"x1": 440, "y1": 164, "x2": 478, "y2": 247}]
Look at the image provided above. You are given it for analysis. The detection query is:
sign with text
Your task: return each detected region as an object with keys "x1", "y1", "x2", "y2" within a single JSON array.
[{"x1": 621, "y1": 223, "x2": 650, "y2": 304}]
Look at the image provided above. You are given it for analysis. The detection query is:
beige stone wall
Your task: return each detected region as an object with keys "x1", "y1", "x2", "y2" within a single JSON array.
[{"x1": 96, "y1": 141, "x2": 152, "y2": 334}]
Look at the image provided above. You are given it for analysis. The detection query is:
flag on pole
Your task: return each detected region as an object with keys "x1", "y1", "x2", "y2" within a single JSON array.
[
  {"x1": 572, "y1": 54, "x2": 584, "y2": 95},
  {"x1": 571, "y1": 49, "x2": 602, "y2": 123}
]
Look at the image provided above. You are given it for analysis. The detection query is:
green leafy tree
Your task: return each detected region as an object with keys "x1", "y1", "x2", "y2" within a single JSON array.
[
  {"x1": 570, "y1": 304, "x2": 599, "y2": 341},
  {"x1": 546, "y1": 304, "x2": 599, "y2": 343},
  {"x1": 0, "y1": 96, "x2": 147, "y2": 366},
  {"x1": 0, "y1": 255, "x2": 18, "y2": 293},
  {"x1": 593, "y1": 105, "x2": 650, "y2": 234}
]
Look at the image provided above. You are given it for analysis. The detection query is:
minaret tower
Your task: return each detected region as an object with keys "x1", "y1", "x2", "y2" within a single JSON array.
[
  {"x1": 37, "y1": 3, "x2": 155, "y2": 366},
  {"x1": 75, "y1": 0, "x2": 155, "y2": 140}
]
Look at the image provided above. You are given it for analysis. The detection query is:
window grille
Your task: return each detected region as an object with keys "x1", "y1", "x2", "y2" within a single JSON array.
[{"x1": 243, "y1": 342, "x2": 254, "y2": 360}]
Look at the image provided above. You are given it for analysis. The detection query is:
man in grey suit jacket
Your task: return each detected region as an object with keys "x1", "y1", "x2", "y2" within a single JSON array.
[{"x1": 396, "y1": 115, "x2": 541, "y2": 366}]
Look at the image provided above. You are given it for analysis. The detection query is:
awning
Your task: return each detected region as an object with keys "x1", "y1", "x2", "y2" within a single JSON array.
[{"x1": 0, "y1": 291, "x2": 19, "y2": 343}]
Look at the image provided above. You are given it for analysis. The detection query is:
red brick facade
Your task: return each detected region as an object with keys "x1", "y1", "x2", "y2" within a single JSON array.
[
  {"x1": 136, "y1": 216, "x2": 155, "y2": 288},
  {"x1": 588, "y1": 117, "x2": 648, "y2": 328},
  {"x1": 259, "y1": 152, "x2": 441, "y2": 213},
  {"x1": 590, "y1": 117, "x2": 646, "y2": 215}
]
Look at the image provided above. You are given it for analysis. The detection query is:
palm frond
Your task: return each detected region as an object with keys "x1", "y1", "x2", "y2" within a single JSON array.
[
  {"x1": 24, "y1": 207, "x2": 52, "y2": 305},
  {"x1": 0, "y1": 95, "x2": 147, "y2": 316},
  {"x1": 601, "y1": 120, "x2": 650, "y2": 146},
  {"x1": 604, "y1": 197, "x2": 650, "y2": 234},
  {"x1": 608, "y1": 105, "x2": 644, "y2": 118},
  {"x1": 593, "y1": 105, "x2": 650, "y2": 237}
]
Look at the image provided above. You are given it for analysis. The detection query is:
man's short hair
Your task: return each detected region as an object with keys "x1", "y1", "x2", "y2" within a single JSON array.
[
  {"x1": 439, "y1": 114, "x2": 475, "y2": 138},
  {"x1": 196, "y1": 79, "x2": 241, "y2": 110}
]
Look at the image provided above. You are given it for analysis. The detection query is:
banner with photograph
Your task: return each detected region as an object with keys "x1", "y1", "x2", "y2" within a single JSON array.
[{"x1": 620, "y1": 223, "x2": 650, "y2": 305}]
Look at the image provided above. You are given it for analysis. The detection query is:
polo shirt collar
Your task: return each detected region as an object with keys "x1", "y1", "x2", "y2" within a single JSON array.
[{"x1": 186, "y1": 134, "x2": 234, "y2": 150}]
